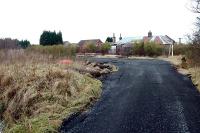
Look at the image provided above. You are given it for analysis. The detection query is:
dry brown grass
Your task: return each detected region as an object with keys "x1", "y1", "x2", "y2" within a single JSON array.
[
  {"x1": 160, "y1": 55, "x2": 200, "y2": 91},
  {"x1": 189, "y1": 67, "x2": 200, "y2": 91},
  {"x1": 0, "y1": 49, "x2": 102, "y2": 133},
  {"x1": 158, "y1": 56, "x2": 182, "y2": 66}
]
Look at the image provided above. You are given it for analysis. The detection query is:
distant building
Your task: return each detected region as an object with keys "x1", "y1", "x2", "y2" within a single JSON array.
[
  {"x1": 78, "y1": 39, "x2": 103, "y2": 53},
  {"x1": 115, "y1": 36, "x2": 143, "y2": 55},
  {"x1": 109, "y1": 33, "x2": 123, "y2": 54},
  {"x1": 115, "y1": 36, "x2": 144, "y2": 45},
  {"x1": 112, "y1": 33, "x2": 116, "y2": 43},
  {"x1": 143, "y1": 31, "x2": 175, "y2": 45},
  {"x1": 111, "y1": 31, "x2": 175, "y2": 55},
  {"x1": 63, "y1": 41, "x2": 71, "y2": 46}
]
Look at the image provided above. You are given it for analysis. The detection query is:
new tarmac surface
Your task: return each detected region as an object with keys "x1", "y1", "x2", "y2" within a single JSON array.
[{"x1": 61, "y1": 59, "x2": 200, "y2": 133}]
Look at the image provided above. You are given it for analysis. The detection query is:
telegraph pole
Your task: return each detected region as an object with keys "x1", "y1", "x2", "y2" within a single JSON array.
[
  {"x1": 168, "y1": 42, "x2": 175, "y2": 57},
  {"x1": 179, "y1": 38, "x2": 182, "y2": 44},
  {"x1": 172, "y1": 43, "x2": 174, "y2": 57},
  {"x1": 168, "y1": 45, "x2": 171, "y2": 57}
]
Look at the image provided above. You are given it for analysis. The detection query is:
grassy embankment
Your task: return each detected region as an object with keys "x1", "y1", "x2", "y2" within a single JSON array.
[
  {"x1": 161, "y1": 45, "x2": 200, "y2": 91},
  {"x1": 0, "y1": 45, "x2": 102, "y2": 133}
]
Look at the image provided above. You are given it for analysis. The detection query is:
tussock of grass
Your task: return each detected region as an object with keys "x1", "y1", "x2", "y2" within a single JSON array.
[
  {"x1": 6, "y1": 115, "x2": 58, "y2": 133},
  {"x1": 0, "y1": 50, "x2": 102, "y2": 133},
  {"x1": 160, "y1": 56, "x2": 200, "y2": 91},
  {"x1": 189, "y1": 67, "x2": 200, "y2": 91}
]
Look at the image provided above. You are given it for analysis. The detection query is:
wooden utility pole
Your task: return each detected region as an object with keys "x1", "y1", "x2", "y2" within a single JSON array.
[
  {"x1": 168, "y1": 43, "x2": 174, "y2": 57},
  {"x1": 179, "y1": 38, "x2": 182, "y2": 44},
  {"x1": 168, "y1": 45, "x2": 171, "y2": 57}
]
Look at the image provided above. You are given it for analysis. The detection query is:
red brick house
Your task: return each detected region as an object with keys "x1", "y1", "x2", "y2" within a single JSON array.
[{"x1": 78, "y1": 39, "x2": 103, "y2": 53}]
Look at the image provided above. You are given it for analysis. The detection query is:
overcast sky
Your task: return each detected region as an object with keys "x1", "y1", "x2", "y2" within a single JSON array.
[{"x1": 0, "y1": 0, "x2": 197, "y2": 44}]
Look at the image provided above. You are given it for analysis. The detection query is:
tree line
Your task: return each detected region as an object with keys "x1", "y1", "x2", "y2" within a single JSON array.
[
  {"x1": 39, "y1": 31, "x2": 63, "y2": 46},
  {"x1": 191, "y1": 0, "x2": 200, "y2": 45},
  {"x1": 0, "y1": 38, "x2": 30, "y2": 49},
  {"x1": 0, "y1": 30, "x2": 64, "y2": 49}
]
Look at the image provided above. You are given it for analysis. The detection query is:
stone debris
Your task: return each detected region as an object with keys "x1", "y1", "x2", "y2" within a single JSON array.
[{"x1": 75, "y1": 61, "x2": 117, "y2": 78}]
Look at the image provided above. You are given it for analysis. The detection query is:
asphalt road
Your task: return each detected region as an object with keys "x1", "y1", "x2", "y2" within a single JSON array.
[{"x1": 60, "y1": 59, "x2": 200, "y2": 133}]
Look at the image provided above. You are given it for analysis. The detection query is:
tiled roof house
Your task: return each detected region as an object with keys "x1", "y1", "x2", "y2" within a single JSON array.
[
  {"x1": 78, "y1": 39, "x2": 103, "y2": 53},
  {"x1": 113, "y1": 31, "x2": 175, "y2": 55},
  {"x1": 115, "y1": 31, "x2": 175, "y2": 46}
]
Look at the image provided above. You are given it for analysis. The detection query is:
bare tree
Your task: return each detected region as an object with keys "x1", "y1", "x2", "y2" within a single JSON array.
[
  {"x1": 189, "y1": 0, "x2": 200, "y2": 45},
  {"x1": 191, "y1": 0, "x2": 200, "y2": 13},
  {"x1": 0, "y1": 38, "x2": 19, "y2": 49}
]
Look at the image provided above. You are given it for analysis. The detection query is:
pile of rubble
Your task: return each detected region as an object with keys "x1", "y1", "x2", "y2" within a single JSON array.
[{"x1": 75, "y1": 61, "x2": 117, "y2": 78}]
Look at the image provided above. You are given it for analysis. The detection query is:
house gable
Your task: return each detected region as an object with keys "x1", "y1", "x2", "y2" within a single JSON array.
[{"x1": 78, "y1": 39, "x2": 103, "y2": 47}]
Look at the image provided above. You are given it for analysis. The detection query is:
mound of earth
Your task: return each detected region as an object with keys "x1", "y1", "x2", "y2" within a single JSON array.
[{"x1": 73, "y1": 61, "x2": 117, "y2": 78}]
